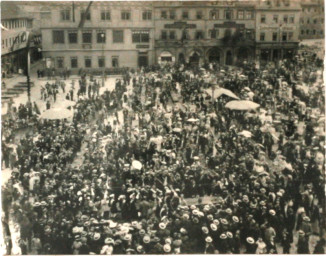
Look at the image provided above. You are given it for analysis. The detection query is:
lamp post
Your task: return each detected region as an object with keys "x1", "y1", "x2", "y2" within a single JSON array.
[
  {"x1": 25, "y1": 32, "x2": 32, "y2": 103},
  {"x1": 101, "y1": 33, "x2": 105, "y2": 87}
]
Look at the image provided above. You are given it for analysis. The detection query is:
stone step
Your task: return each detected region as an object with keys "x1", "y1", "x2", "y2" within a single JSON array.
[
  {"x1": 2, "y1": 91, "x2": 19, "y2": 96},
  {"x1": 14, "y1": 84, "x2": 31, "y2": 89},
  {"x1": 8, "y1": 88, "x2": 26, "y2": 93},
  {"x1": 18, "y1": 81, "x2": 35, "y2": 86},
  {"x1": 1, "y1": 97, "x2": 13, "y2": 101}
]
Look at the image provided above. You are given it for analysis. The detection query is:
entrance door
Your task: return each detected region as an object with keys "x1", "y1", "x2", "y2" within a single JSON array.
[
  {"x1": 208, "y1": 48, "x2": 220, "y2": 63},
  {"x1": 138, "y1": 54, "x2": 148, "y2": 67},
  {"x1": 179, "y1": 53, "x2": 185, "y2": 63},
  {"x1": 237, "y1": 48, "x2": 249, "y2": 62},
  {"x1": 225, "y1": 50, "x2": 233, "y2": 65},
  {"x1": 189, "y1": 52, "x2": 200, "y2": 65},
  {"x1": 272, "y1": 49, "x2": 279, "y2": 61}
]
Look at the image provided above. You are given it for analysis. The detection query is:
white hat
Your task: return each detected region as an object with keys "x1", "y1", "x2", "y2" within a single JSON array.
[
  {"x1": 220, "y1": 233, "x2": 227, "y2": 239},
  {"x1": 269, "y1": 209, "x2": 276, "y2": 216},
  {"x1": 143, "y1": 235, "x2": 150, "y2": 244},
  {"x1": 246, "y1": 237, "x2": 255, "y2": 244},
  {"x1": 163, "y1": 244, "x2": 171, "y2": 253},
  {"x1": 93, "y1": 233, "x2": 101, "y2": 240},
  {"x1": 104, "y1": 238, "x2": 114, "y2": 244},
  {"x1": 213, "y1": 219, "x2": 220, "y2": 225},
  {"x1": 165, "y1": 238, "x2": 172, "y2": 244},
  {"x1": 159, "y1": 222, "x2": 166, "y2": 229},
  {"x1": 210, "y1": 223, "x2": 217, "y2": 231},
  {"x1": 202, "y1": 226, "x2": 209, "y2": 234},
  {"x1": 205, "y1": 236, "x2": 213, "y2": 243},
  {"x1": 232, "y1": 216, "x2": 239, "y2": 223}
]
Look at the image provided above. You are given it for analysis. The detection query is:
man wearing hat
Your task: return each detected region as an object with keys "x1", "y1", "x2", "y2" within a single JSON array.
[
  {"x1": 204, "y1": 236, "x2": 215, "y2": 254},
  {"x1": 245, "y1": 237, "x2": 257, "y2": 254},
  {"x1": 297, "y1": 230, "x2": 310, "y2": 254}
]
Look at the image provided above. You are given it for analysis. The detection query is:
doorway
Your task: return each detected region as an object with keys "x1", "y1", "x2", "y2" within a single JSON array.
[
  {"x1": 178, "y1": 53, "x2": 185, "y2": 63},
  {"x1": 208, "y1": 47, "x2": 221, "y2": 63},
  {"x1": 225, "y1": 50, "x2": 233, "y2": 65},
  {"x1": 189, "y1": 52, "x2": 200, "y2": 65},
  {"x1": 138, "y1": 54, "x2": 148, "y2": 67}
]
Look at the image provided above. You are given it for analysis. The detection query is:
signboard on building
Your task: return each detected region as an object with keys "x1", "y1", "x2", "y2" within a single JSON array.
[
  {"x1": 165, "y1": 22, "x2": 196, "y2": 29},
  {"x1": 10, "y1": 31, "x2": 29, "y2": 52}
]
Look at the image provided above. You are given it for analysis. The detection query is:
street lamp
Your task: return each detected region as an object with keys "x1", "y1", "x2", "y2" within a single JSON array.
[
  {"x1": 24, "y1": 32, "x2": 32, "y2": 103},
  {"x1": 101, "y1": 33, "x2": 105, "y2": 87}
]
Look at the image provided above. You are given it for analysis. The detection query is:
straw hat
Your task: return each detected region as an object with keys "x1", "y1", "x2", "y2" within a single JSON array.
[
  {"x1": 246, "y1": 237, "x2": 255, "y2": 244},
  {"x1": 163, "y1": 244, "x2": 171, "y2": 253},
  {"x1": 205, "y1": 236, "x2": 213, "y2": 243}
]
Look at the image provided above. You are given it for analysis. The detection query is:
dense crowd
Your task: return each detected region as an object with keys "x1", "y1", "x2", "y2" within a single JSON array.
[{"x1": 1, "y1": 51, "x2": 325, "y2": 255}]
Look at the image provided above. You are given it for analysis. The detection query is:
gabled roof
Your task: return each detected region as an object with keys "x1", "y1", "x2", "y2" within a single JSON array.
[{"x1": 1, "y1": 1, "x2": 33, "y2": 20}]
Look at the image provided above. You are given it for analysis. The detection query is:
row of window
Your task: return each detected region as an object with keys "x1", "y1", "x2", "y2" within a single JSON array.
[
  {"x1": 61, "y1": 9, "x2": 152, "y2": 21},
  {"x1": 300, "y1": 17, "x2": 324, "y2": 24},
  {"x1": 1, "y1": 19, "x2": 29, "y2": 30},
  {"x1": 160, "y1": 9, "x2": 254, "y2": 20},
  {"x1": 160, "y1": 29, "x2": 254, "y2": 40},
  {"x1": 56, "y1": 56, "x2": 120, "y2": 69},
  {"x1": 58, "y1": 8, "x2": 256, "y2": 22},
  {"x1": 301, "y1": 29, "x2": 324, "y2": 35},
  {"x1": 260, "y1": 14, "x2": 295, "y2": 24},
  {"x1": 52, "y1": 30, "x2": 150, "y2": 44},
  {"x1": 259, "y1": 31, "x2": 293, "y2": 41},
  {"x1": 302, "y1": 7, "x2": 324, "y2": 12}
]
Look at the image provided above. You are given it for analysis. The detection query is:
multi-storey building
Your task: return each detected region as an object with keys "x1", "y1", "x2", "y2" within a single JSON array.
[
  {"x1": 38, "y1": 0, "x2": 302, "y2": 70},
  {"x1": 255, "y1": 0, "x2": 301, "y2": 64},
  {"x1": 1, "y1": 1, "x2": 34, "y2": 75},
  {"x1": 40, "y1": 1, "x2": 154, "y2": 70},
  {"x1": 153, "y1": 1, "x2": 256, "y2": 66},
  {"x1": 299, "y1": 0, "x2": 324, "y2": 39}
]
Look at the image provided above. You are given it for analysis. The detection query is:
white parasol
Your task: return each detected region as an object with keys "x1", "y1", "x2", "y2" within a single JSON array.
[
  {"x1": 225, "y1": 100, "x2": 260, "y2": 111},
  {"x1": 205, "y1": 88, "x2": 239, "y2": 100}
]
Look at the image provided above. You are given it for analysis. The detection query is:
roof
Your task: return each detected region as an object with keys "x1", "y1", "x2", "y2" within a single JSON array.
[{"x1": 1, "y1": 1, "x2": 33, "y2": 20}]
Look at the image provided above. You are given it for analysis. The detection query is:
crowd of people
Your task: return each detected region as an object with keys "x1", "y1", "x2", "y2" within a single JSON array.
[{"x1": 1, "y1": 50, "x2": 325, "y2": 255}]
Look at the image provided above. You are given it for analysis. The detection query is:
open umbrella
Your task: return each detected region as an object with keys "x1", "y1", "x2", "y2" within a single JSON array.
[
  {"x1": 132, "y1": 160, "x2": 142, "y2": 170},
  {"x1": 40, "y1": 108, "x2": 73, "y2": 120},
  {"x1": 215, "y1": 88, "x2": 239, "y2": 99},
  {"x1": 225, "y1": 100, "x2": 260, "y2": 111}
]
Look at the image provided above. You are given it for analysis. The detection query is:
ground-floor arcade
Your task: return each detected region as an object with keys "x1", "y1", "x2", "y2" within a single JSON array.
[{"x1": 156, "y1": 45, "x2": 257, "y2": 66}]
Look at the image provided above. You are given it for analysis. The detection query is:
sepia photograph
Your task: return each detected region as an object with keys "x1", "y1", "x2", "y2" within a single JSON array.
[{"x1": 1, "y1": 0, "x2": 325, "y2": 254}]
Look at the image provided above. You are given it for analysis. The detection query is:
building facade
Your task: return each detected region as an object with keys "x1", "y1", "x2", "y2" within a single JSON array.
[
  {"x1": 153, "y1": 1, "x2": 256, "y2": 66},
  {"x1": 38, "y1": 1, "x2": 303, "y2": 71},
  {"x1": 299, "y1": 0, "x2": 324, "y2": 39},
  {"x1": 1, "y1": 2, "x2": 34, "y2": 76},
  {"x1": 255, "y1": 0, "x2": 301, "y2": 64},
  {"x1": 40, "y1": 1, "x2": 155, "y2": 70}
]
